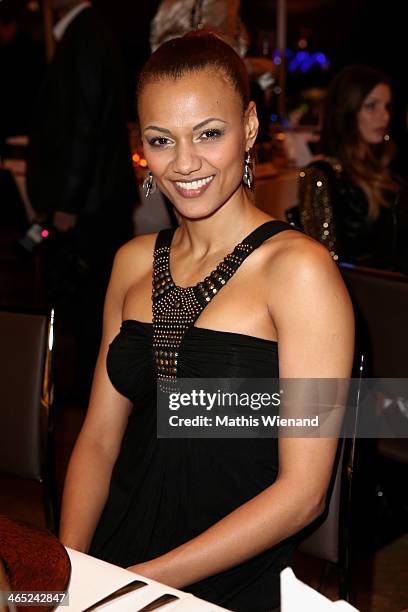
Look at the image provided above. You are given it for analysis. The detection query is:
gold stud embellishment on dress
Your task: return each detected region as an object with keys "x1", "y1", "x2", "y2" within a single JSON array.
[{"x1": 152, "y1": 230, "x2": 255, "y2": 381}]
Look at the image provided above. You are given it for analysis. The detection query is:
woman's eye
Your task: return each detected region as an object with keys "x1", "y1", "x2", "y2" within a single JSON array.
[
  {"x1": 363, "y1": 101, "x2": 377, "y2": 111},
  {"x1": 199, "y1": 129, "x2": 223, "y2": 141},
  {"x1": 148, "y1": 137, "x2": 172, "y2": 147}
]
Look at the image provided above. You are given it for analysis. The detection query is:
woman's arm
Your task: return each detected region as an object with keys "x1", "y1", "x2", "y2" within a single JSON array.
[
  {"x1": 59, "y1": 246, "x2": 135, "y2": 552},
  {"x1": 128, "y1": 239, "x2": 354, "y2": 588}
]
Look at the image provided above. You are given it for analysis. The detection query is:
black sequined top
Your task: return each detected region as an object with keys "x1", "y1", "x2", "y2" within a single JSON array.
[{"x1": 298, "y1": 157, "x2": 398, "y2": 269}]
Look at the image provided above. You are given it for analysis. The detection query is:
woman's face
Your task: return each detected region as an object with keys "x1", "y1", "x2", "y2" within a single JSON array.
[
  {"x1": 357, "y1": 82, "x2": 391, "y2": 145},
  {"x1": 138, "y1": 69, "x2": 258, "y2": 220}
]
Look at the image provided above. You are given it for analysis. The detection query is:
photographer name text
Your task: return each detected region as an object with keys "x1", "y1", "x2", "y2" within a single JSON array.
[{"x1": 168, "y1": 415, "x2": 320, "y2": 427}]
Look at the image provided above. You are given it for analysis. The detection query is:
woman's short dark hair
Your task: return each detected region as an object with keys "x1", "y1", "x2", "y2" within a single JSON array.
[{"x1": 136, "y1": 30, "x2": 250, "y2": 112}]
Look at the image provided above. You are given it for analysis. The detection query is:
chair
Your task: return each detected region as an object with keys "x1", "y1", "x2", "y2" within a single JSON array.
[
  {"x1": 340, "y1": 263, "x2": 408, "y2": 469},
  {"x1": 296, "y1": 359, "x2": 363, "y2": 603},
  {"x1": 297, "y1": 265, "x2": 408, "y2": 601},
  {"x1": 0, "y1": 308, "x2": 58, "y2": 533},
  {"x1": 340, "y1": 264, "x2": 408, "y2": 544},
  {"x1": 340, "y1": 264, "x2": 408, "y2": 377}
]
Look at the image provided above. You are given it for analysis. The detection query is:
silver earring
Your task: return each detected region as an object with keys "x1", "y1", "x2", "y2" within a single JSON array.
[
  {"x1": 142, "y1": 171, "x2": 157, "y2": 197},
  {"x1": 243, "y1": 150, "x2": 254, "y2": 189}
]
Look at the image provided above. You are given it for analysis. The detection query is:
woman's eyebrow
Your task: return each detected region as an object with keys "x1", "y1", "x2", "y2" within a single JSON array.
[
  {"x1": 193, "y1": 117, "x2": 228, "y2": 130},
  {"x1": 365, "y1": 96, "x2": 382, "y2": 102},
  {"x1": 144, "y1": 125, "x2": 171, "y2": 134},
  {"x1": 143, "y1": 117, "x2": 228, "y2": 134}
]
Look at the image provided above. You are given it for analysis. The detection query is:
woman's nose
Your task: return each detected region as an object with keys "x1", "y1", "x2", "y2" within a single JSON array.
[
  {"x1": 380, "y1": 105, "x2": 391, "y2": 123},
  {"x1": 172, "y1": 142, "x2": 201, "y2": 175}
]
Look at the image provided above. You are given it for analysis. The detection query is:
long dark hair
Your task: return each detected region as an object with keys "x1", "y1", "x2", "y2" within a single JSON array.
[{"x1": 321, "y1": 65, "x2": 399, "y2": 218}]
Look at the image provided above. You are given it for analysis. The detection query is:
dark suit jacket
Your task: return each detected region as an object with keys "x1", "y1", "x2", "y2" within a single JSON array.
[{"x1": 27, "y1": 7, "x2": 137, "y2": 222}]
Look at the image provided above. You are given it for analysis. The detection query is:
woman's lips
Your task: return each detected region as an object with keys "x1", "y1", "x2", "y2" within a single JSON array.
[{"x1": 172, "y1": 175, "x2": 215, "y2": 198}]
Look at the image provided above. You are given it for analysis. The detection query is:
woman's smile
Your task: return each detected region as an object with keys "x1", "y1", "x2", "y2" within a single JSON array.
[{"x1": 172, "y1": 175, "x2": 215, "y2": 198}]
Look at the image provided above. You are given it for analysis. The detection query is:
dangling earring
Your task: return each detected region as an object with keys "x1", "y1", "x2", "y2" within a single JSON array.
[
  {"x1": 142, "y1": 171, "x2": 157, "y2": 198},
  {"x1": 242, "y1": 150, "x2": 254, "y2": 189}
]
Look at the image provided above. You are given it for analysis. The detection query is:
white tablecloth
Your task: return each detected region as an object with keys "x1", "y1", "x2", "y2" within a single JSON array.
[
  {"x1": 56, "y1": 549, "x2": 361, "y2": 611},
  {"x1": 56, "y1": 548, "x2": 230, "y2": 611},
  {"x1": 281, "y1": 568, "x2": 359, "y2": 612}
]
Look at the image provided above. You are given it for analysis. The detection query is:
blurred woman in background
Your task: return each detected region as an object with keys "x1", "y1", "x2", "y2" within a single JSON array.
[{"x1": 297, "y1": 65, "x2": 403, "y2": 269}]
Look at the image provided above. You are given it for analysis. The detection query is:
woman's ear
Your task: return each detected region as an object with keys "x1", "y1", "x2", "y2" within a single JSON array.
[{"x1": 244, "y1": 101, "x2": 259, "y2": 149}]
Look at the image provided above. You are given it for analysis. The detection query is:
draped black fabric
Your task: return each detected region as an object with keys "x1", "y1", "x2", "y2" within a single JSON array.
[{"x1": 90, "y1": 222, "x2": 299, "y2": 611}]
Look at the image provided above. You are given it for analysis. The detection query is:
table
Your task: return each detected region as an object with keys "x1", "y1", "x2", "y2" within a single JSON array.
[
  {"x1": 59, "y1": 550, "x2": 360, "y2": 611},
  {"x1": 280, "y1": 568, "x2": 359, "y2": 611},
  {"x1": 56, "y1": 548, "x2": 230, "y2": 611}
]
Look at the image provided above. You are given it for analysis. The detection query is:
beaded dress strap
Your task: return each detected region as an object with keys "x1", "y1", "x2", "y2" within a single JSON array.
[{"x1": 152, "y1": 221, "x2": 299, "y2": 380}]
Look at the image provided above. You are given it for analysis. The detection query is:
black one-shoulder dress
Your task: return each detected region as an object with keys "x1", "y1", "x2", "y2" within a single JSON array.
[{"x1": 89, "y1": 221, "x2": 298, "y2": 611}]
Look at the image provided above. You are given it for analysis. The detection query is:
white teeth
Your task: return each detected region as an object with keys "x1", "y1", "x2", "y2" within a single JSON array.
[{"x1": 175, "y1": 175, "x2": 214, "y2": 190}]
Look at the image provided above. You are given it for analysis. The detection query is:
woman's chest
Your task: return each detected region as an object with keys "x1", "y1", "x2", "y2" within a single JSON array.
[
  {"x1": 122, "y1": 263, "x2": 277, "y2": 343},
  {"x1": 107, "y1": 321, "x2": 279, "y2": 402}
]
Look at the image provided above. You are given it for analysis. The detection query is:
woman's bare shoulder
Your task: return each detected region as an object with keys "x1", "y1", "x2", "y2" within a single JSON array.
[
  {"x1": 265, "y1": 228, "x2": 333, "y2": 267},
  {"x1": 263, "y1": 229, "x2": 348, "y2": 299},
  {"x1": 117, "y1": 232, "x2": 158, "y2": 258},
  {"x1": 263, "y1": 230, "x2": 354, "y2": 378},
  {"x1": 111, "y1": 232, "x2": 158, "y2": 287}
]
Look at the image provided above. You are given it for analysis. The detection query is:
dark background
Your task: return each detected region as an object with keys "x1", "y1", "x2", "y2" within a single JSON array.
[
  {"x1": 91, "y1": 0, "x2": 407, "y2": 97},
  {"x1": 94, "y1": 0, "x2": 407, "y2": 154},
  {"x1": 1, "y1": 0, "x2": 407, "y2": 155}
]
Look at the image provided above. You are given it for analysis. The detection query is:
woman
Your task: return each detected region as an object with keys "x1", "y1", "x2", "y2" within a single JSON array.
[
  {"x1": 59, "y1": 32, "x2": 354, "y2": 611},
  {"x1": 297, "y1": 65, "x2": 401, "y2": 269}
]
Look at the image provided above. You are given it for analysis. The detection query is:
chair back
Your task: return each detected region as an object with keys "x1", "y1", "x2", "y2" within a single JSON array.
[
  {"x1": 298, "y1": 359, "x2": 363, "y2": 568},
  {"x1": 340, "y1": 264, "x2": 408, "y2": 377},
  {"x1": 298, "y1": 441, "x2": 344, "y2": 563},
  {"x1": 297, "y1": 265, "x2": 408, "y2": 598},
  {"x1": 0, "y1": 310, "x2": 53, "y2": 480},
  {"x1": 341, "y1": 264, "x2": 408, "y2": 468}
]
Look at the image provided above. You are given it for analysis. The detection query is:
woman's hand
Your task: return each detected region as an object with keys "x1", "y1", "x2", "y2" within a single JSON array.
[
  {"x1": 127, "y1": 561, "x2": 161, "y2": 582},
  {"x1": 53, "y1": 211, "x2": 78, "y2": 232},
  {"x1": 126, "y1": 558, "x2": 187, "y2": 589}
]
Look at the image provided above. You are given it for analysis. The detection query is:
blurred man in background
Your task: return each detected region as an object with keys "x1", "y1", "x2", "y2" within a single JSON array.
[
  {"x1": 0, "y1": 0, "x2": 44, "y2": 155},
  {"x1": 27, "y1": 0, "x2": 138, "y2": 401}
]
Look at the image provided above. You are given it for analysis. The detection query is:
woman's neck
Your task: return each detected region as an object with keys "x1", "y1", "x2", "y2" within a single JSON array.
[{"x1": 173, "y1": 191, "x2": 271, "y2": 259}]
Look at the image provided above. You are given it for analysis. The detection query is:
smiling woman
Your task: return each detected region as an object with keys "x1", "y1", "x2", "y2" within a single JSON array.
[
  {"x1": 139, "y1": 69, "x2": 257, "y2": 218},
  {"x1": 143, "y1": 113, "x2": 228, "y2": 200},
  {"x1": 59, "y1": 31, "x2": 354, "y2": 611},
  {"x1": 136, "y1": 32, "x2": 257, "y2": 221}
]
